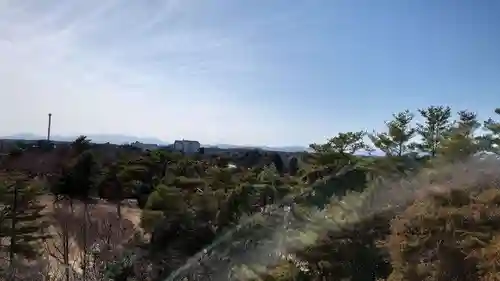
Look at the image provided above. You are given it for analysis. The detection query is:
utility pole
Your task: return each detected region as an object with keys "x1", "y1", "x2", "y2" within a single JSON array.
[{"x1": 47, "y1": 113, "x2": 52, "y2": 141}]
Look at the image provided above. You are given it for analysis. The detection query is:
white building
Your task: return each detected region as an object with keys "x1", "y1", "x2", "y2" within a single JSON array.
[{"x1": 173, "y1": 140, "x2": 201, "y2": 154}]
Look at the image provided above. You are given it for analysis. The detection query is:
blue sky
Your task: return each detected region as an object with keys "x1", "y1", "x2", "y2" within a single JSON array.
[{"x1": 1, "y1": 1, "x2": 499, "y2": 146}]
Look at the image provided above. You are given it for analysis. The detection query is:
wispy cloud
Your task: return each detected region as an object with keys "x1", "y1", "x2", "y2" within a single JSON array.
[{"x1": 0, "y1": 0, "x2": 298, "y2": 145}]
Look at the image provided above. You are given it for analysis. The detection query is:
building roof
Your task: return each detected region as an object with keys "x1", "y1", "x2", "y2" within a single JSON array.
[{"x1": 174, "y1": 140, "x2": 200, "y2": 144}]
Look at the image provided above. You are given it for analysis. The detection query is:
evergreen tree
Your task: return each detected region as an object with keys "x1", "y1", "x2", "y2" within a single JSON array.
[
  {"x1": 98, "y1": 163, "x2": 125, "y2": 219},
  {"x1": 272, "y1": 153, "x2": 285, "y2": 175},
  {"x1": 72, "y1": 135, "x2": 92, "y2": 155},
  {"x1": 288, "y1": 157, "x2": 299, "y2": 176},
  {"x1": 369, "y1": 110, "x2": 416, "y2": 156},
  {"x1": 439, "y1": 110, "x2": 481, "y2": 160},
  {"x1": 0, "y1": 178, "x2": 49, "y2": 265},
  {"x1": 52, "y1": 139, "x2": 97, "y2": 281},
  {"x1": 482, "y1": 108, "x2": 500, "y2": 154},
  {"x1": 415, "y1": 105, "x2": 452, "y2": 157},
  {"x1": 53, "y1": 150, "x2": 98, "y2": 200},
  {"x1": 309, "y1": 131, "x2": 371, "y2": 166}
]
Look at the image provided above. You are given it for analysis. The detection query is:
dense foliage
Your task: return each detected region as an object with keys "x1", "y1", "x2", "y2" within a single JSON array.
[{"x1": 0, "y1": 105, "x2": 500, "y2": 281}]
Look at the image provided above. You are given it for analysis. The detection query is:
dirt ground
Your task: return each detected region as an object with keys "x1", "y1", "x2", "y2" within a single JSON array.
[{"x1": 38, "y1": 196, "x2": 145, "y2": 278}]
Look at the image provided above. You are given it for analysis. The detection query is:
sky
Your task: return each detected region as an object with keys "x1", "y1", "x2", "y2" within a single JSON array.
[{"x1": 1, "y1": 0, "x2": 499, "y2": 147}]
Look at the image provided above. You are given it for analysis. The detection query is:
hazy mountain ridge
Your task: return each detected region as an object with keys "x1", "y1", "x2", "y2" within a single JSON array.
[
  {"x1": 212, "y1": 143, "x2": 309, "y2": 152},
  {"x1": 1, "y1": 133, "x2": 309, "y2": 152},
  {"x1": 3, "y1": 133, "x2": 165, "y2": 146}
]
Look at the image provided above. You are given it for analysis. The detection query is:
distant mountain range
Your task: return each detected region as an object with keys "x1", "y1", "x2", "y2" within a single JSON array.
[
  {"x1": 1, "y1": 133, "x2": 310, "y2": 153},
  {"x1": 209, "y1": 144, "x2": 309, "y2": 153},
  {"x1": 2, "y1": 133, "x2": 166, "y2": 146}
]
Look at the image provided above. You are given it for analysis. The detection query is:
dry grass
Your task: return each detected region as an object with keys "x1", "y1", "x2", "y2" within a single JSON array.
[
  {"x1": 259, "y1": 156, "x2": 500, "y2": 281},
  {"x1": 383, "y1": 156, "x2": 500, "y2": 281},
  {"x1": 32, "y1": 195, "x2": 144, "y2": 280}
]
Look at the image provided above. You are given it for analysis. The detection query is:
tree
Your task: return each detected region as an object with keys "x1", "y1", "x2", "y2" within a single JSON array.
[
  {"x1": 369, "y1": 110, "x2": 416, "y2": 157},
  {"x1": 206, "y1": 167, "x2": 236, "y2": 192},
  {"x1": 439, "y1": 110, "x2": 481, "y2": 160},
  {"x1": 415, "y1": 105, "x2": 452, "y2": 157},
  {"x1": 53, "y1": 151, "x2": 98, "y2": 200},
  {"x1": 288, "y1": 157, "x2": 299, "y2": 176},
  {"x1": 98, "y1": 163, "x2": 125, "y2": 219},
  {"x1": 482, "y1": 108, "x2": 500, "y2": 154},
  {"x1": 271, "y1": 153, "x2": 285, "y2": 175},
  {"x1": 309, "y1": 131, "x2": 371, "y2": 167},
  {"x1": 72, "y1": 152, "x2": 98, "y2": 281},
  {"x1": 0, "y1": 177, "x2": 49, "y2": 268},
  {"x1": 144, "y1": 185, "x2": 188, "y2": 220},
  {"x1": 71, "y1": 135, "x2": 92, "y2": 155},
  {"x1": 51, "y1": 151, "x2": 98, "y2": 281},
  {"x1": 53, "y1": 136, "x2": 96, "y2": 203},
  {"x1": 258, "y1": 164, "x2": 280, "y2": 184}
]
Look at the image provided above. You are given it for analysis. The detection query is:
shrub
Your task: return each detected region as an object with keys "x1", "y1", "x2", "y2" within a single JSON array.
[{"x1": 386, "y1": 187, "x2": 500, "y2": 281}]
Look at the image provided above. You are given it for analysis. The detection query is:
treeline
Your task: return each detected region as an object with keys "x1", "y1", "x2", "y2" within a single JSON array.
[
  {"x1": 0, "y1": 105, "x2": 499, "y2": 281},
  {"x1": 311, "y1": 105, "x2": 499, "y2": 159}
]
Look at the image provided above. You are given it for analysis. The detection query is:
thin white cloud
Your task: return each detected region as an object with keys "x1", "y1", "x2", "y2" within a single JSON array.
[{"x1": 0, "y1": 0, "x2": 298, "y2": 145}]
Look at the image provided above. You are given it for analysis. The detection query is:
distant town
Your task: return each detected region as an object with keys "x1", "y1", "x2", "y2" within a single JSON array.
[
  {"x1": 1, "y1": 114, "x2": 309, "y2": 154},
  {"x1": 0, "y1": 133, "x2": 309, "y2": 153},
  {"x1": 0, "y1": 134, "x2": 309, "y2": 156}
]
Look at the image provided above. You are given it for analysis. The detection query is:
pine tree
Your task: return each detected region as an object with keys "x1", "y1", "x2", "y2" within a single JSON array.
[
  {"x1": 483, "y1": 108, "x2": 500, "y2": 154},
  {"x1": 309, "y1": 131, "x2": 371, "y2": 167},
  {"x1": 0, "y1": 177, "x2": 49, "y2": 266},
  {"x1": 369, "y1": 110, "x2": 416, "y2": 157},
  {"x1": 439, "y1": 110, "x2": 481, "y2": 161},
  {"x1": 415, "y1": 105, "x2": 452, "y2": 157},
  {"x1": 51, "y1": 138, "x2": 97, "y2": 281},
  {"x1": 98, "y1": 163, "x2": 125, "y2": 219}
]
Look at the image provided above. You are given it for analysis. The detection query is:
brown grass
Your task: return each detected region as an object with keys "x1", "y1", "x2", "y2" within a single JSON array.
[
  {"x1": 384, "y1": 157, "x2": 500, "y2": 281},
  {"x1": 37, "y1": 195, "x2": 144, "y2": 279}
]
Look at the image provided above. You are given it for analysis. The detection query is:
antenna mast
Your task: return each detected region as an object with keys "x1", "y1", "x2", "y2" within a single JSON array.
[{"x1": 47, "y1": 113, "x2": 52, "y2": 141}]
